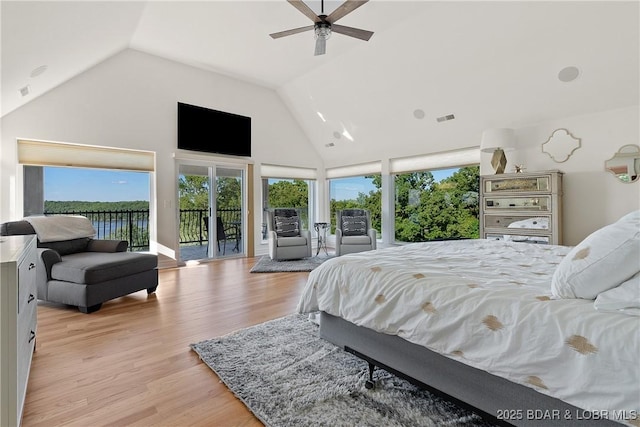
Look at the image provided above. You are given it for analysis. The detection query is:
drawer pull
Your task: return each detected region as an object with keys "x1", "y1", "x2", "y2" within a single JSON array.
[
  {"x1": 29, "y1": 263, "x2": 36, "y2": 270},
  {"x1": 28, "y1": 330, "x2": 36, "y2": 343},
  {"x1": 28, "y1": 293, "x2": 35, "y2": 303}
]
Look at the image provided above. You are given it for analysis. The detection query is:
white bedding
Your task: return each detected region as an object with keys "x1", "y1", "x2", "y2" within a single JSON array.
[{"x1": 297, "y1": 240, "x2": 640, "y2": 422}]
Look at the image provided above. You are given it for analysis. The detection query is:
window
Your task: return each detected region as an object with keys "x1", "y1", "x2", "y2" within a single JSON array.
[
  {"x1": 394, "y1": 166, "x2": 479, "y2": 242},
  {"x1": 261, "y1": 178, "x2": 313, "y2": 240},
  {"x1": 41, "y1": 166, "x2": 151, "y2": 250},
  {"x1": 329, "y1": 175, "x2": 381, "y2": 234}
]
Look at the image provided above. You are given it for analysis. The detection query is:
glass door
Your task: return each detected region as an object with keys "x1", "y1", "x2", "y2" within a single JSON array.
[
  {"x1": 177, "y1": 162, "x2": 245, "y2": 262},
  {"x1": 214, "y1": 166, "x2": 244, "y2": 257}
]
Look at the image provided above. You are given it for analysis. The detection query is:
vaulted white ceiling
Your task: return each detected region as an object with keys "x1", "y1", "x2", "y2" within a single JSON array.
[{"x1": 2, "y1": 1, "x2": 638, "y2": 166}]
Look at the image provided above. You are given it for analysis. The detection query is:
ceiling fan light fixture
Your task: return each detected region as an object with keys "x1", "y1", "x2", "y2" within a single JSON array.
[{"x1": 315, "y1": 23, "x2": 331, "y2": 40}]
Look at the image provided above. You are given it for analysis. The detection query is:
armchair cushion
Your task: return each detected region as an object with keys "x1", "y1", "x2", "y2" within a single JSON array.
[
  {"x1": 341, "y1": 215, "x2": 368, "y2": 236},
  {"x1": 274, "y1": 215, "x2": 300, "y2": 237},
  {"x1": 276, "y1": 236, "x2": 308, "y2": 247},
  {"x1": 342, "y1": 235, "x2": 372, "y2": 245}
]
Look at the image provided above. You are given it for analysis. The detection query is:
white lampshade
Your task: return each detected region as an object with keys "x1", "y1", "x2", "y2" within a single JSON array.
[{"x1": 480, "y1": 128, "x2": 516, "y2": 153}]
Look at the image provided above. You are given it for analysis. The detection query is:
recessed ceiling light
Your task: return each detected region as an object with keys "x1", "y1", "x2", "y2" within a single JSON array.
[
  {"x1": 30, "y1": 65, "x2": 48, "y2": 78},
  {"x1": 558, "y1": 66, "x2": 580, "y2": 83},
  {"x1": 413, "y1": 109, "x2": 425, "y2": 119},
  {"x1": 333, "y1": 131, "x2": 341, "y2": 139}
]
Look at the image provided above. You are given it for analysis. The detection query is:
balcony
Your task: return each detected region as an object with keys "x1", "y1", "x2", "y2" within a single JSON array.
[{"x1": 44, "y1": 208, "x2": 242, "y2": 261}]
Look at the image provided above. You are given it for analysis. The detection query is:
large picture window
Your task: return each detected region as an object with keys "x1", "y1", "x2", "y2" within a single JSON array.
[
  {"x1": 261, "y1": 178, "x2": 312, "y2": 240},
  {"x1": 394, "y1": 166, "x2": 479, "y2": 242},
  {"x1": 329, "y1": 175, "x2": 381, "y2": 234}
]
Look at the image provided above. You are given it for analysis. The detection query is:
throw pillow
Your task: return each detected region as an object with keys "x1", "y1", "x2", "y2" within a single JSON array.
[
  {"x1": 342, "y1": 215, "x2": 367, "y2": 236},
  {"x1": 551, "y1": 212, "x2": 640, "y2": 299},
  {"x1": 275, "y1": 215, "x2": 300, "y2": 237},
  {"x1": 594, "y1": 272, "x2": 640, "y2": 316}
]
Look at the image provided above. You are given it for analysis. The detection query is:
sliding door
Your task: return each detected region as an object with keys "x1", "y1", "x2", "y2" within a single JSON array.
[{"x1": 177, "y1": 161, "x2": 245, "y2": 262}]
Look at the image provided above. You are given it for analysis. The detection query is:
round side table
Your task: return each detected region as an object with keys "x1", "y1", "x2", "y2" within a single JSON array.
[{"x1": 313, "y1": 222, "x2": 329, "y2": 256}]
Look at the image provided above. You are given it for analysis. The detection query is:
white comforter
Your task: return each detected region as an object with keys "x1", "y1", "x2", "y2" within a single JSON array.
[{"x1": 297, "y1": 240, "x2": 640, "y2": 422}]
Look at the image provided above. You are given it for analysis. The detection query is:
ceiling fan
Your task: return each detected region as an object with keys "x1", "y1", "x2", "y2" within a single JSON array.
[{"x1": 270, "y1": 0, "x2": 374, "y2": 56}]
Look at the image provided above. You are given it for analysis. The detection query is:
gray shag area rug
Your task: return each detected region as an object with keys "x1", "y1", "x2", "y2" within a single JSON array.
[
  {"x1": 190, "y1": 314, "x2": 496, "y2": 427},
  {"x1": 249, "y1": 255, "x2": 332, "y2": 273}
]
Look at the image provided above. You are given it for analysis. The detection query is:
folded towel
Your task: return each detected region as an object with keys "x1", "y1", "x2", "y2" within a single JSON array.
[{"x1": 25, "y1": 215, "x2": 96, "y2": 243}]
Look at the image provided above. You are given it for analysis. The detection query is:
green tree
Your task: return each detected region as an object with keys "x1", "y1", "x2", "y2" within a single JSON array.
[
  {"x1": 267, "y1": 180, "x2": 308, "y2": 208},
  {"x1": 394, "y1": 166, "x2": 479, "y2": 242},
  {"x1": 179, "y1": 175, "x2": 209, "y2": 209}
]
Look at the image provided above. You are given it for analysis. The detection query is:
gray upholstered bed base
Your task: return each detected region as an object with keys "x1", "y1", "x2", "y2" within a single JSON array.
[{"x1": 319, "y1": 312, "x2": 617, "y2": 427}]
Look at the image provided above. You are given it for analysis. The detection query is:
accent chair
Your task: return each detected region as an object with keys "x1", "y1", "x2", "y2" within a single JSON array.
[
  {"x1": 335, "y1": 209, "x2": 377, "y2": 256},
  {"x1": 267, "y1": 208, "x2": 312, "y2": 261}
]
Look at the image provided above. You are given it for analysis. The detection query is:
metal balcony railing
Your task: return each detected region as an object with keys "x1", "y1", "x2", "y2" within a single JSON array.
[{"x1": 44, "y1": 208, "x2": 242, "y2": 252}]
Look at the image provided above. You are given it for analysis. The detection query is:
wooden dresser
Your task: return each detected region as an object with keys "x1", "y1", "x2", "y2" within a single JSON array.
[
  {"x1": 1, "y1": 235, "x2": 37, "y2": 426},
  {"x1": 480, "y1": 171, "x2": 563, "y2": 245}
]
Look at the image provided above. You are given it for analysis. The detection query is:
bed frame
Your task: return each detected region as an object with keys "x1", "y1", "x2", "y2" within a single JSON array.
[{"x1": 319, "y1": 312, "x2": 617, "y2": 427}]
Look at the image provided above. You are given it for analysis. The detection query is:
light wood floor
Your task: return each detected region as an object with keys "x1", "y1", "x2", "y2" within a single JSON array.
[{"x1": 22, "y1": 257, "x2": 309, "y2": 427}]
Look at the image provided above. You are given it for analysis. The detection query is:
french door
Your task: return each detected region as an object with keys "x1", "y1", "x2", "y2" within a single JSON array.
[{"x1": 177, "y1": 161, "x2": 245, "y2": 262}]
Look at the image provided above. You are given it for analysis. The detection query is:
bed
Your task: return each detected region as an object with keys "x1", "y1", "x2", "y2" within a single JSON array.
[{"x1": 297, "y1": 212, "x2": 640, "y2": 426}]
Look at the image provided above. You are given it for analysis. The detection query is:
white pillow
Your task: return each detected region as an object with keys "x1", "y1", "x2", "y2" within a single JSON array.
[
  {"x1": 617, "y1": 209, "x2": 640, "y2": 224},
  {"x1": 594, "y1": 272, "x2": 640, "y2": 316},
  {"x1": 551, "y1": 213, "x2": 640, "y2": 299}
]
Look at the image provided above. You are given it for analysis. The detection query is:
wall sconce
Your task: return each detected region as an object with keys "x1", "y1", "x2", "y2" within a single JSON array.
[{"x1": 480, "y1": 128, "x2": 516, "y2": 174}]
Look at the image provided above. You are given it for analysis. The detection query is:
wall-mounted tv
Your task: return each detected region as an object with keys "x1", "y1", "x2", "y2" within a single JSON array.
[{"x1": 177, "y1": 102, "x2": 251, "y2": 157}]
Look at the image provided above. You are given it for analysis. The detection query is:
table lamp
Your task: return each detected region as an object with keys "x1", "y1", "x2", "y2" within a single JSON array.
[{"x1": 480, "y1": 128, "x2": 516, "y2": 174}]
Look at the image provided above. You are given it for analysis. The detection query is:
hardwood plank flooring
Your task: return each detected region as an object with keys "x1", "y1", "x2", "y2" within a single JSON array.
[{"x1": 22, "y1": 257, "x2": 309, "y2": 427}]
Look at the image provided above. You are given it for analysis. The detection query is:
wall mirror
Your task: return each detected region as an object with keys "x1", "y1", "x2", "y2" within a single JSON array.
[
  {"x1": 605, "y1": 144, "x2": 640, "y2": 183},
  {"x1": 541, "y1": 128, "x2": 581, "y2": 163}
]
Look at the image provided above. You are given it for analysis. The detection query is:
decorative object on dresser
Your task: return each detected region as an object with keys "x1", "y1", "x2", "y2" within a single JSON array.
[
  {"x1": 480, "y1": 170, "x2": 563, "y2": 245},
  {"x1": 480, "y1": 128, "x2": 516, "y2": 174},
  {"x1": 541, "y1": 128, "x2": 581, "y2": 163},
  {"x1": 0, "y1": 235, "x2": 37, "y2": 426},
  {"x1": 605, "y1": 144, "x2": 640, "y2": 183},
  {"x1": 0, "y1": 216, "x2": 158, "y2": 313}
]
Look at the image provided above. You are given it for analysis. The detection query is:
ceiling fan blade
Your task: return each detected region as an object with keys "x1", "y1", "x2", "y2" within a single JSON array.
[
  {"x1": 326, "y1": 0, "x2": 368, "y2": 24},
  {"x1": 287, "y1": 0, "x2": 321, "y2": 23},
  {"x1": 331, "y1": 24, "x2": 374, "y2": 41},
  {"x1": 314, "y1": 37, "x2": 327, "y2": 56},
  {"x1": 270, "y1": 25, "x2": 314, "y2": 39}
]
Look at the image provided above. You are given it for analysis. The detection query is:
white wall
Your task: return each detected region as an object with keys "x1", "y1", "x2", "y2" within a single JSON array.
[
  {"x1": 0, "y1": 49, "x2": 321, "y2": 265},
  {"x1": 481, "y1": 106, "x2": 639, "y2": 245}
]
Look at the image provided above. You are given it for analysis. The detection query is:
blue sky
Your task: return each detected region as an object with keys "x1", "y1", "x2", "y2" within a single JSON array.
[
  {"x1": 44, "y1": 167, "x2": 150, "y2": 202},
  {"x1": 45, "y1": 166, "x2": 457, "y2": 202}
]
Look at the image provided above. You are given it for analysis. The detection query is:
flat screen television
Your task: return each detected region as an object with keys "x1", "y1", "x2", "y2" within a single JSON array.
[{"x1": 177, "y1": 102, "x2": 251, "y2": 157}]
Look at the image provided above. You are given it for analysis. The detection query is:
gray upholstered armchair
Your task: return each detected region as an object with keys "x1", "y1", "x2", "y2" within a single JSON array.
[
  {"x1": 267, "y1": 208, "x2": 312, "y2": 260},
  {"x1": 335, "y1": 209, "x2": 377, "y2": 256}
]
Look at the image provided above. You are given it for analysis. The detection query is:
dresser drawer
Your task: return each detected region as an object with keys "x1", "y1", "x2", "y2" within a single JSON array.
[
  {"x1": 484, "y1": 215, "x2": 551, "y2": 232},
  {"x1": 17, "y1": 298, "x2": 37, "y2": 416},
  {"x1": 485, "y1": 233, "x2": 551, "y2": 244},
  {"x1": 483, "y1": 175, "x2": 551, "y2": 193},
  {"x1": 18, "y1": 243, "x2": 37, "y2": 314},
  {"x1": 484, "y1": 195, "x2": 551, "y2": 212}
]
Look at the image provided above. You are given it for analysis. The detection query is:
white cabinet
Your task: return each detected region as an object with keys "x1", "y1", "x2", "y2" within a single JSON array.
[
  {"x1": 1, "y1": 235, "x2": 37, "y2": 426},
  {"x1": 480, "y1": 171, "x2": 563, "y2": 245}
]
